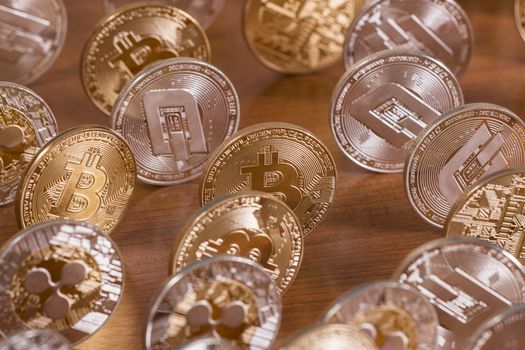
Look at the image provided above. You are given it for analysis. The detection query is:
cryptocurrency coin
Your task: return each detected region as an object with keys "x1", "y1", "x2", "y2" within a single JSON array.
[
  {"x1": 344, "y1": 0, "x2": 474, "y2": 77},
  {"x1": 469, "y1": 304, "x2": 525, "y2": 350},
  {"x1": 0, "y1": 330, "x2": 71, "y2": 350},
  {"x1": 279, "y1": 323, "x2": 378, "y2": 350},
  {"x1": 392, "y1": 237, "x2": 525, "y2": 350},
  {"x1": 445, "y1": 168, "x2": 525, "y2": 264},
  {"x1": 515, "y1": 0, "x2": 525, "y2": 44},
  {"x1": 404, "y1": 103, "x2": 525, "y2": 228},
  {"x1": 0, "y1": 221, "x2": 124, "y2": 345},
  {"x1": 81, "y1": 3, "x2": 211, "y2": 116},
  {"x1": 102, "y1": 0, "x2": 225, "y2": 29},
  {"x1": 322, "y1": 281, "x2": 438, "y2": 350},
  {"x1": 0, "y1": 0, "x2": 67, "y2": 84},
  {"x1": 179, "y1": 337, "x2": 240, "y2": 350},
  {"x1": 201, "y1": 122, "x2": 337, "y2": 235},
  {"x1": 243, "y1": 0, "x2": 363, "y2": 74},
  {"x1": 15, "y1": 125, "x2": 136, "y2": 235},
  {"x1": 112, "y1": 57, "x2": 239, "y2": 185},
  {"x1": 330, "y1": 49, "x2": 463, "y2": 173},
  {"x1": 170, "y1": 192, "x2": 303, "y2": 294},
  {"x1": 144, "y1": 256, "x2": 281, "y2": 350}
]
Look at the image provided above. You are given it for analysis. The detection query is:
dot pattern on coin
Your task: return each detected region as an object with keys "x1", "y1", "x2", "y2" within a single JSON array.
[{"x1": 0, "y1": 330, "x2": 72, "y2": 350}]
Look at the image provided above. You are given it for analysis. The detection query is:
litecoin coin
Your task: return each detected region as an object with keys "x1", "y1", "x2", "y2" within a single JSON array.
[
  {"x1": 112, "y1": 57, "x2": 239, "y2": 185},
  {"x1": 179, "y1": 337, "x2": 240, "y2": 350},
  {"x1": 15, "y1": 125, "x2": 136, "y2": 235},
  {"x1": 0, "y1": 330, "x2": 71, "y2": 350},
  {"x1": 322, "y1": 281, "x2": 438, "y2": 350},
  {"x1": 344, "y1": 0, "x2": 473, "y2": 77},
  {"x1": 0, "y1": 0, "x2": 67, "y2": 84},
  {"x1": 393, "y1": 237, "x2": 525, "y2": 350},
  {"x1": 404, "y1": 103, "x2": 525, "y2": 228},
  {"x1": 515, "y1": 0, "x2": 525, "y2": 44},
  {"x1": 330, "y1": 49, "x2": 463, "y2": 173},
  {"x1": 170, "y1": 192, "x2": 303, "y2": 294},
  {"x1": 0, "y1": 221, "x2": 124, "y2": 345},
  {"x1": 445, "y1": 168, "x2": 525, "y2": 264},
  {"x1": 102, "y1": 0, "x2": 225, "y2": 29},
  {"x1": 200, "y1": 122, "x2": 337, "y2": 235},
  {"x1": 243, "y1": 0, "x2": 363, "y2": 74},
  {"x1": 144, "y1": 256, "x2": 281, "y2": 350},
  {"x1": 81, "y1": 3, "x2": 211, "y2": 116}
]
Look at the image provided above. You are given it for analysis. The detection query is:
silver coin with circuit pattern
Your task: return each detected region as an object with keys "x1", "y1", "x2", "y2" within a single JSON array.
[{"x1": 0, "y1": 330, "x2": 71, "y2": 350}]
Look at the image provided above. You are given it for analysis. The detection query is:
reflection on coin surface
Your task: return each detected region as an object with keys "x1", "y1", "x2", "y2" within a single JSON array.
[
  {"x1": 170, "y1": 192, "x2": 303, "y2": 294},
  {"x1": 0, "y1": 0, "x2": 67, "y2": 84},
  {"x1": 330, "y1": 50, "x2": 463, "y2": 173},
  {"x1": 15, "y1": 125, "x2": 136, "y2": 235},
  {"x1": 112, "y1": 58, "x2": 239, "y2": 185},
  {"x1": 280, "y1": 323, "x2": 378, "y2": 350},
  {"x1": 201, "y1": 122, "x2": 337, "y2": 235},
  {"x1": 0, "y1": 330, "x2": 71, "y2": 350},
  {"x1": 344, "y1": 0, "x2": 473, "y2": 77},
  {"x1": 145, "y1": 256, "x2": 281, "y2": 350},
  {"x1": 102, "y1": 0, "x2": 225, "y2": 29},
  {"x1": 81, "y1": 3, "x2": 211, "y2": 116},
  {"x1": 393, "y1": 237, "x2": 525, "y2": 350},
  {"x1": 0, "y1": 221, "x2": 124, "y2": 345},
  {"x1": 243, "y1": 0, "x2": 363, "y2": 73},
  {"x1": 179, "y1": 337, "x2": 240, "y2": 350},
  {"x1": 469, "y1": 304, "x2": 525, "y2": 350},
  {"x1": 404, "y1": 103, "x2": 525, "y2": 228},
  {"x1": 515, "y1": 0, "x2": 525, "y2": 43},
  {"x1": 322, "y1": 281, "x2": 438, "y2": 350},
  {"x1": 445, "y1": 168, "x2": 525, "y2": 264}
]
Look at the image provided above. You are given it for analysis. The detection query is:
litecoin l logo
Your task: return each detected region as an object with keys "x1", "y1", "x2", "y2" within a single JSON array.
[
  {"x1": 351, "y1": 83, "x2": 440, "y2": 147},
  {"x1": 144, "y1": 89, "x2": 208, "y2": 161}
]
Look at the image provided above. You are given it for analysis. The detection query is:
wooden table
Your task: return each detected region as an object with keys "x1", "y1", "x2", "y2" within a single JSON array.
[{"x1": 0, "y1": 0, "x2": 523, "y2": 348}]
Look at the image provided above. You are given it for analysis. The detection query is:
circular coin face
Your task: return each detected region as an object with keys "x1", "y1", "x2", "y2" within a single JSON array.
[
  {"x1": 102, "y1": 0, "x2": 225, "y2": 29},
  {"x1": 404, "y1": 103, "x2": 525, "y2": 228},
  {"x1": 330, "y1": 50, "x2": 463, "y2": 173},
  {"x1": 322, "y1": 281, "x2": 438, "y2": 350},
  {"x1": 445, "y1": 168, "x2": 525, "y2": 265},
  {"x1": 515, "y1": 0, "x2": 525, "y2": 44},
  {"x1": 0, "y1": 221, "x2": 124, "y2": 345},
  {"x1": 112, "y1": 57, "x2": 240, "y2": 185},
  {"x1": 170, "y1": 192, "x2": 303, "y2": 294},
  {"x1": 0, "y1": 0, "x2": 67, "y2": 84},
  {"x1": 344, "y1": 0, "x2": 473, "y2": 77},
  {"x1": 81, "y1": 3, "x2": 211, "y2": 116},
  {"x1": 243, "y1": 0, "x2": 363, "y2": 74},
  {"x1": 145, "y1": 256, "x2": 281, "y2": 350},
  {"x1": 200, "y1": 122, "x2": 337, "y2": 235},
  {"x1": 178, "y1": 337, "x2": 240, "y2": 350},
  {"x1": 0, "y1": 330, "x2": 71, "y2": 350},
  {"x1": 392, "y1": 237, "x2": 525, "y2": 350},
  {"x1": 15, "y1": 125, "x2": 136, "y2": 235}
]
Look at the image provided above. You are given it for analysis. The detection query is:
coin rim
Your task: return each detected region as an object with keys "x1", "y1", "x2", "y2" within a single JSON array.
[{"x1": 515, "y1": 0, "x2": 525, "y2": 44}]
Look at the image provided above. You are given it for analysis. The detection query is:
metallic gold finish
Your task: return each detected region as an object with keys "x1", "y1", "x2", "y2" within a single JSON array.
[
  {"x1": 243, "y1": 0, "x2": 363, "y2": 74},
  {"x1": 145, "y1": 256, "x2": 281, "y2": 350},
  {"x1": 0, "y1": 221, "x2": 124, "y2": 345},
  {"x1": 201, "y1": 122, "x2": 337, "y2": 235},
  {"x1": 404, "y1": 103, "x2": 525, "y2": 228},
  {"x1": 81, "y1": 3, "x2": 211, "y2": 116},
  {"x1": 170, "y1": 192, "x2": 303, "y2": 294},
  {"x1": 112, "y1": 57, "x2": 240, "y2": 185},
  {"x1": 515, "y1": 0, "x2": 525, "y2": 44},
  {"x1": 15, "y1": 125, "x2": 136, "y2": 235},
  {"x1": 0, "y1": 330, "x2": 71, "y2": 350}
]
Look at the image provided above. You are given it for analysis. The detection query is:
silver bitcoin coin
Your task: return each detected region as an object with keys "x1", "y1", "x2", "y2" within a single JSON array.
[
  {"x1": 330, "y1": 49, "x2": 463, "y2": 173},
  {"x1": 322, "y1": 280, "x2": 438, "y2": 350},
  {"x1": 179, "y1": 337, "x2": 240, "y2": 350},
  {"x1": 0, "y1": 330, "x2": 71, "y2": 350},
  {"x1": 112, "y1": 57, "x2": 240, "y2": 186},
  {"x1": 0, "y1": 0, "x2": 67, "y2": 84},
  {"x1": 144, "y1": 256, "x2": 281, "y2": 350},
  {"x1": 393, "y1": 237, "x2": 525, "y2": 350}
]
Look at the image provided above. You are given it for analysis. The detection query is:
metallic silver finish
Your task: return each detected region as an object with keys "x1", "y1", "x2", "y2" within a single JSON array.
[
  {"x1": 0, "y1": 330, "x2": 71, "y2": 350},
  {"x1": 330, "y1": 49, "x2": 463, "y2": 173},
  {"x1": 393, "y1": 237, "x2": 525, "y2": 350},
  {"x1": 179, "y1": 337, "x2": 240, "y2": 350}
]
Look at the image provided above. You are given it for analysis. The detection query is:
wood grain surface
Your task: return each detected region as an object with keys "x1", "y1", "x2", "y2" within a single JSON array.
[{"x1": 0, "y1": 0, "x2": 523, "y2": 348}]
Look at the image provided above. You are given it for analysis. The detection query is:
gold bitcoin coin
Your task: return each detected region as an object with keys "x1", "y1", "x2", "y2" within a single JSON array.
[
  {"x1": 243, "y1": 0, "x2": 363, "y2": 73},
  {"x1": 81, "y1": 3, "x2": 211, "y2": 116},
  {"x1": 15, "y1": 125, "x2": 136, "y2": 235},
  {"x1": 445, "y1": 168, "x2": 525, "y2": 264},
  {"x1": 170, "y1": 192, "x2": 303, "y2": 294},
  {"x1": 200, "y1": 122, "x2": 337, "y2": 235}
]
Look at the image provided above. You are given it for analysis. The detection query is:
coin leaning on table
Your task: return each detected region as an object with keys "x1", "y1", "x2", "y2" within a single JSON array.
[
  {"x1": 15, "y1": 125, "x2": 136, "y2": 235},
  {"x1": 330, "y1": 49, "x2": 463, "y2": 173},
  {"x1": 112, "y1": 57, "x2": 239, "y2": 185},
  {"x1": 81, "y1": 3, "x2": 211, "y2": 116},
  {"x1": 0, "y1": 330, "x2": 71, "y2": 350}
]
